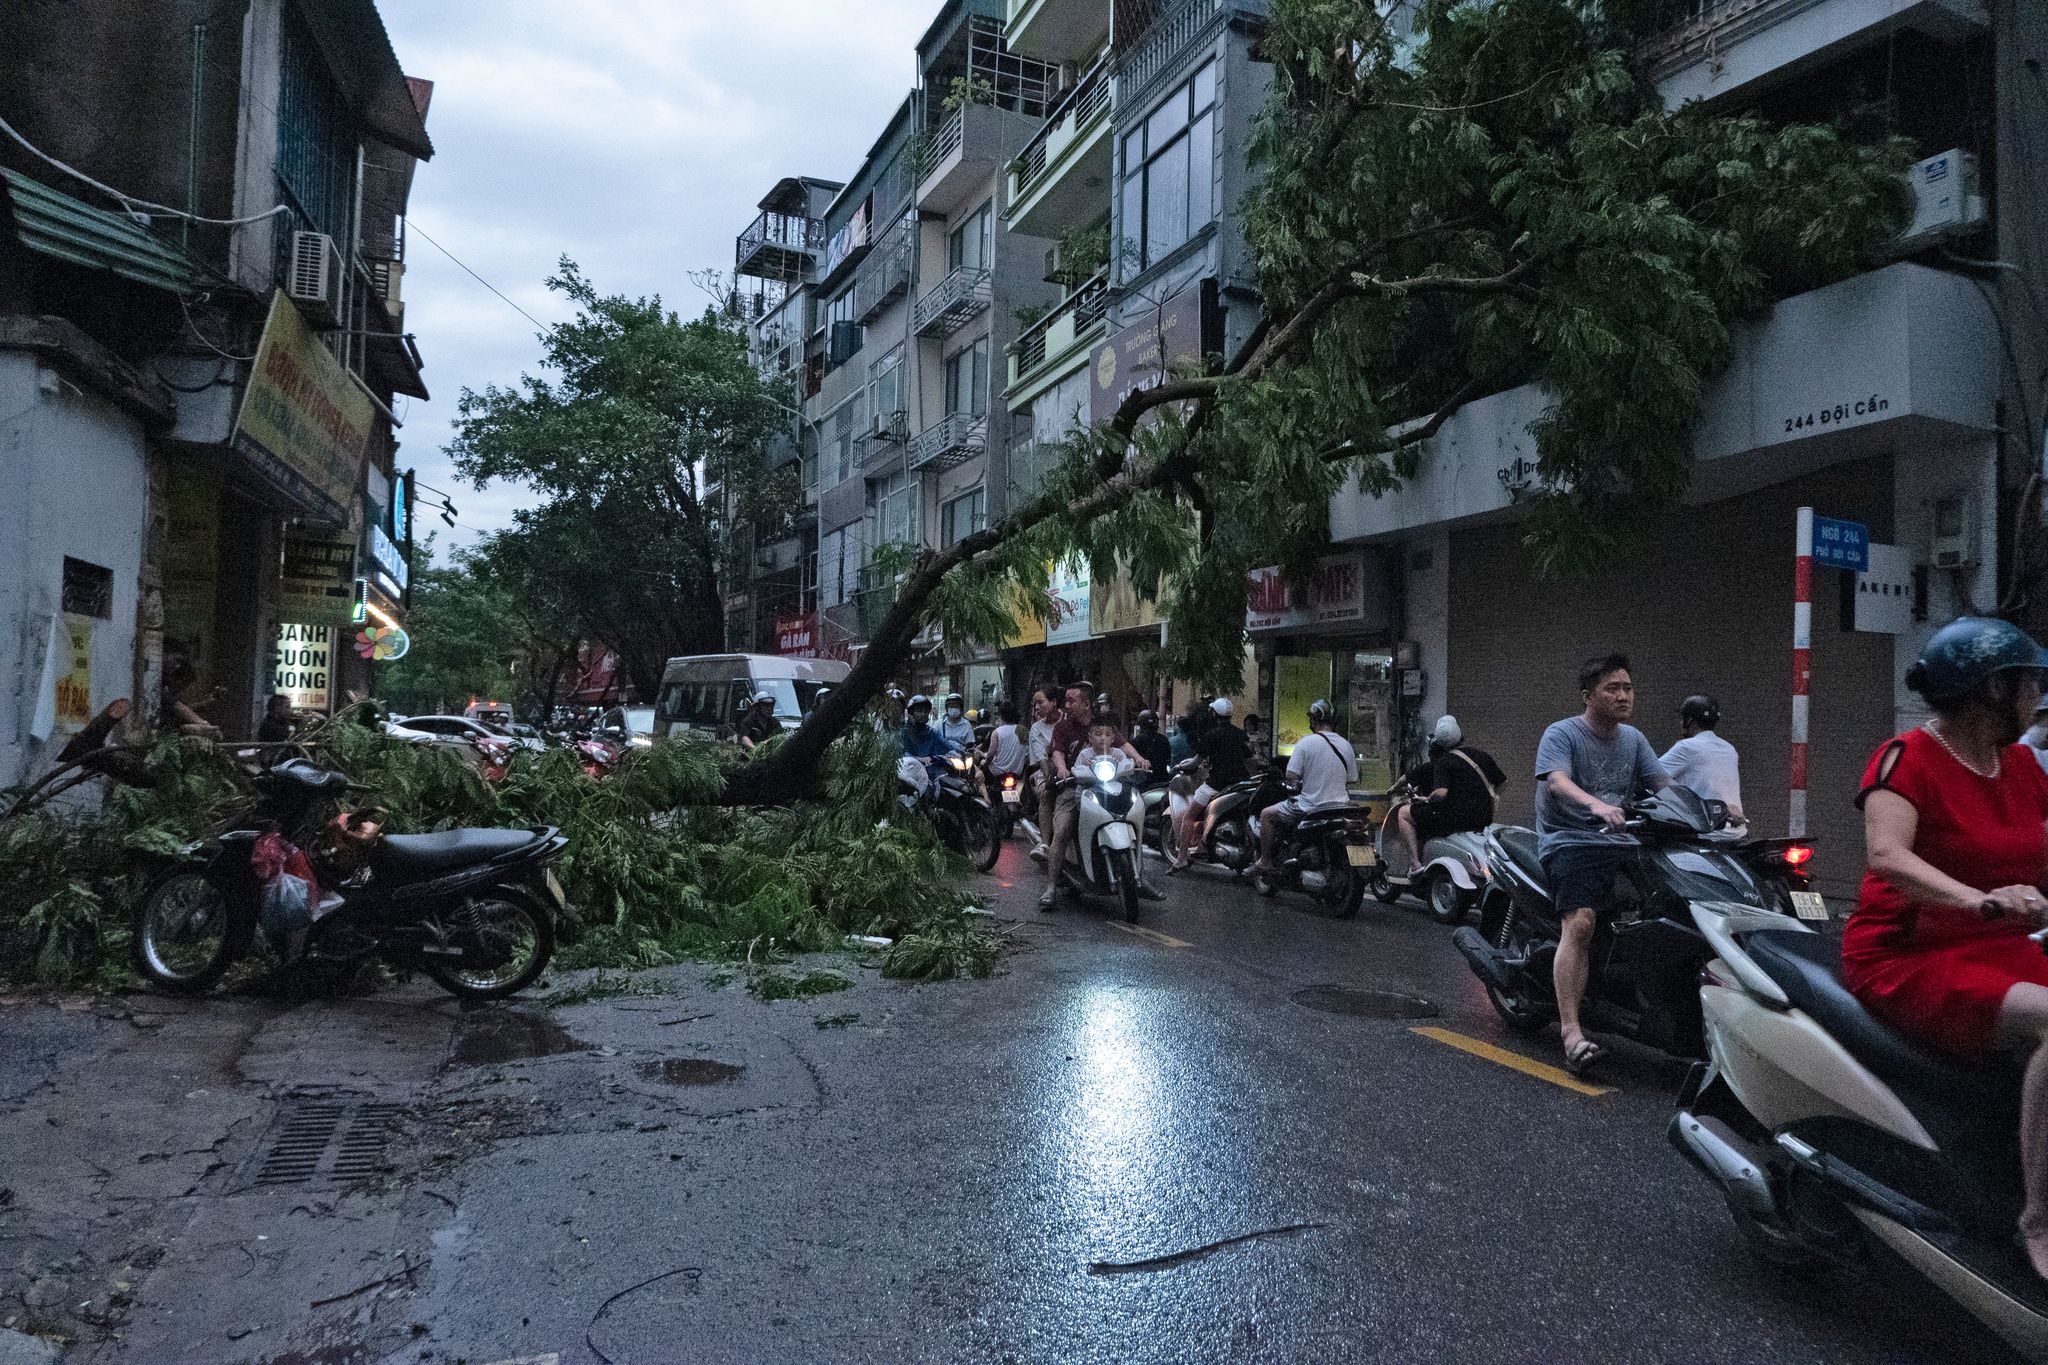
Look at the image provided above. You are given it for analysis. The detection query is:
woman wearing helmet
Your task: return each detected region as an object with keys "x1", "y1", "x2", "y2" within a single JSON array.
[
  {"x1": 939, "y1": 692, "x2": 975, "y2": 750},
  {"x1": 1846, "y1": 616, "x2": 2048, "y2": 1279}
]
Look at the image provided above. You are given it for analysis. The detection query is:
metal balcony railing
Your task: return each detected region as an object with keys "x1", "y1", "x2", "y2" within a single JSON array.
[
  {"x1": 913, "y1": 266, "x2": 993, "y2": 338},
  {"x1": 1116, "y1": 0, "x2": 1269, "y2": 101},
  {"x1": 1012, "y1": 56, "x2": 1113, "y2": 198},
  {"x1": 736, "y1": 210, "x2": 825, "y2": 282},
  {"x1": 919, "y1": 106, "x2": 970, "y2": 182},
  {"x1": 909, "y1": 412, "x2": 989, "y2": 473},
  {"x1": 1008, "y1": 271, "x2": 1109, "y2": 379},
  {"x1": 853, "y1": 218, "x2": 913, "y2": 324}
]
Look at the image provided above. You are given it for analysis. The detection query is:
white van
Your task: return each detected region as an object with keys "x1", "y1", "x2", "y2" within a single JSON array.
[{"x1": 652, "y1": 653, "x2": 850, "y2": 741}]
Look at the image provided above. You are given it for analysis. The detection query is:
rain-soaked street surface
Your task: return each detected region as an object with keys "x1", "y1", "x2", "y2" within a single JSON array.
[{"x1": 0, "y1": 842, "x2": 2022, "y2": 1364}]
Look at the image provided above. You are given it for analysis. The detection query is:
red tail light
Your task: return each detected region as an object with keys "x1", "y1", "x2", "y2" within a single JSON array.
[
  {"x1": 1001, "y1": 774, "x2": 1018, "y2": 790},
  {"x1": 1783, "y1": 845, "x2": 1815, "y2": 868}
]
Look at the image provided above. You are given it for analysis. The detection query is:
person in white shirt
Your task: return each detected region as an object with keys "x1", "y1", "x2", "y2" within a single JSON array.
[
  {"x1": 984, "y1": 701, "x2": 1026, "y2": 779},
  {"x1": 1252, "y1": 699, "x2": 1358, "y2": 874},
  {"x1": 1660, "y1": 694, "x2": 1745, "y2": 828},
  {"x1": 1026, "y1": 686, "x2": 1060, "y2": 860}
]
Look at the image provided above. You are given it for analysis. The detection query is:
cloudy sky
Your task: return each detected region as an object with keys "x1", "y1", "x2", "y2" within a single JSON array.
[{"x1": 380, "y1": 0, "x2": 939, "y2": 546}]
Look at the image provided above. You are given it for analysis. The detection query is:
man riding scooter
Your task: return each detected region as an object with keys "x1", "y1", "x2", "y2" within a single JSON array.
[
  {"x1": 1252, "y1": 699, "x2": 1358, "y2": 877},
  {"x1": 1396, "y1": 716, "x2": 1507, "y2": 869}
]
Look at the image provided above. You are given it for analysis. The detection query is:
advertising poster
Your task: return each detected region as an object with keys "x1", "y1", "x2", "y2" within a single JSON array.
[
  {"x1": 999, "y1": 579, "x2": 1047, "y2": 650},
  {"x1": 1089, "y1": 562, "x2": 1167, "y2": 637},
  {"x1": 1046, "y1": 557, "x2": 1092, "y2": 646},
  {"x1": 55, "y1": 617, "x2": 93, "y2": 730},
  {"x1": 233, "y1": 293, "x2": 373, "y2": 525},
  {"x1": 279, "y1": 532, "x2": 358, "y2": 625},
  {"x1": 1272, "y1": 654, "x2": 1332, "y2": 758},
  {"x1": 274, "y1": 624, "x2": 333, "y2": 712}
]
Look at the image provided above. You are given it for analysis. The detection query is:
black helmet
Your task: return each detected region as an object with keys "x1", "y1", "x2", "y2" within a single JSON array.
[
  {"x1": 1679, "y1": 694, "x2": 1719, "y2": 729},
  {"x1": 1907, "y1": 617, "x2": 2048, "y2": 706},
  {"x1": 1135, "y1": 708, "x2": 1159, "y2": 731}
]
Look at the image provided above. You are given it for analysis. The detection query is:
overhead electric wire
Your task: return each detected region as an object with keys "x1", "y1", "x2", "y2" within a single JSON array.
[
  {"x1": 0, "y1": 111, "x2": 290, "y2": 226},
  {"x1": 403, "y1": 218, "x2": 550, "y2": 332}
]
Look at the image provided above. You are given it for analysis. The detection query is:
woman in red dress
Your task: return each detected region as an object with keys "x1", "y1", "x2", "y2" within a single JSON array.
[{"x1": 1846, "y1": 616, "x2": 2048, "y2": 1279}]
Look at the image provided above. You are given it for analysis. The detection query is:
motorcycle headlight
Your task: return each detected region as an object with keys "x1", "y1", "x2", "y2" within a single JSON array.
[{"x1": 1093, "y1": 758, "x2": 1118, "y2": 784}]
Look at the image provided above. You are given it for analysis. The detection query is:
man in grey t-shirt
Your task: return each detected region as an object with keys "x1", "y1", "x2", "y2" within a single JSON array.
[{"x1": 1533, "y1": 652, "x2": 1669, "y2": 1074}]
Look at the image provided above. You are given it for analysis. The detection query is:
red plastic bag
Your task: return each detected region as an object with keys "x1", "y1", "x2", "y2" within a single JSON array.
[{"x1": 253, "y1": 831, "x2": 320, "y2": 961}]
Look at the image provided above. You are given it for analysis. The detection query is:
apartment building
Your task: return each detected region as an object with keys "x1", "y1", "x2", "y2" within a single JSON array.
[{"x1": 1, "y1": 0, "x2": 431, "y2": 783}]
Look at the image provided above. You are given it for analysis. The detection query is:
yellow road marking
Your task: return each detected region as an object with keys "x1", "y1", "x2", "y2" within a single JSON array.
[
  {"x1": 1107, "y1": 921, "x2": 1192, "y2": 949},
  {"x1": 1409, "y1": 1026, "x2": 1615, "y2": 1097}
]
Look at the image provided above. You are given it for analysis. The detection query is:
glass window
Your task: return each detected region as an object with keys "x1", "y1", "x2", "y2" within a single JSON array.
[
  {"x1": 868, "y1": 345, "x2": 904, "y2": 422},
  {"x1": 948, "y1": 202, "x2": 993, "y2": 272},
  {"x1": 819, "y1": 528, "x2": 846, "y2": 608},
  {"x1": 1119, "y1": 61, "x2": 1218, "y2": 275},
  {"x1": 945, "y1": 338, "x2": 989, "y2": 417},
  {"x1": 873, "y1": 470, "x2": 921, "y2": 549},
  {"x1": 1145, "y1": 139, "x2": 1190, "y2": 266},
  {"x1": 830, "y1": 395, "x2": 863, "y2": 484},
  {"x1": 940, "y1": 487, "x2": 985, "y2": 547}
]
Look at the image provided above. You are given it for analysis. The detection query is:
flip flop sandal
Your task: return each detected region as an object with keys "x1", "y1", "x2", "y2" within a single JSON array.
[{"x1": 1565, "y1": 1039, "x2": 1607, "y2": 1076}]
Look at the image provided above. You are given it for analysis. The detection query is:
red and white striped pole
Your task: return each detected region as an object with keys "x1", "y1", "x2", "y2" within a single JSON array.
[{"x1": 1790, "y1": 506, "x2": 1813, "y2": 839}]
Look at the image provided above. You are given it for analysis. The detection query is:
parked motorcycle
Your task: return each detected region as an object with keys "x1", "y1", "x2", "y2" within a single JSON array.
[
  {"x1": 1366, "y1": 781, "x2": 1490, "y2": 924},
  {"x1": 1451, "y1": 786, "x2": 1792, "y2": 1059},
  {"x1": 897, "y1": 754, "x2": 999, "y2": 872},
  {"x1": 1055, "y1": 757, "x2": 1147, "y2": 922},
  {"x1": 1249, "y1": 798, "x2": 1374, "y2": 917},
  {"x1": 132, "y1": 760, "x2": 567, "y2": 1000},
  {"x1": 1671, "y1": 906, "x2": 2048, "y2": 1360}
]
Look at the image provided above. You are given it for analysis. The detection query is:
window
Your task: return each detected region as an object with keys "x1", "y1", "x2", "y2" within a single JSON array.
[
  {"x1": 944, "y1": 338, "x2": 990, "y2": 418},
  {"x1": 868, "y1": 346, "x2": 904, "y2": 425},
  {"x1": 826, "y1": 287, "x2": 863, "y2": 367},
  {"x1": 947, "y1": 201, "x2": 993, "y2": 272},
  {"x1": 818, "y1": 527, "x2": 852, "y2": 608},
  {"x1": 62, "y1": 557, "x2": 112, "y2": 619},
  {"x1": 872, "y1": 470, "x2": 920, "y2": 549},
  {"x1": 828, "y1": 394, "x2": 864, "y2": 485},
  {"x1": 1118, "y1": 61, "x2": 1217, "y2": 274},
  {"x1": 940, "y1": 487, "x2": 985, "y2": 548},
  {"x1": 800, "y1": 426, "x2": 819, "y2": 494}
]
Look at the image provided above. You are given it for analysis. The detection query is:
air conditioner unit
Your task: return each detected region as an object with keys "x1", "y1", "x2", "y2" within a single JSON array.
[
  {"x1": 287, "y1": 231, "x2": 341, "y2": 326},
  {"x1": 1896, "y1": 149, "x2": 1985, "y2": 253},
  {"x1": 871, "y1": 409, "x2": 907, "y2": 442}
]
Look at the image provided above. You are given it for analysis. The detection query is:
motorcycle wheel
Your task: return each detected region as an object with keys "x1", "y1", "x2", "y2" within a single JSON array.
[
  {"x1": 132, "y1": 868, "x2": 246, "y2": 994},
  {"x1": 1326, "y1": 846, "x2": 1365, "y2": 918},
  {"x1": 422, "y1": 889, "x2": 555, "y2": 1000},
  {"x1": 1210, "y1": 817, "x2": 1253, "y2": 873},
  {"x1": 1484, "y1": 904, "x2": 1547, "y2": 1033},
  {"x1": 1112, "y1": 848, "x2": 1142, "y2": 923},
  {"x1": 1426, "y1": 871, "x2": 1469, "y2": 925},
  {"x1": 962, "y1": 807, "x2": 1001, "y2": 873},
  {"x1": 1368, "y1": 864, "x2": 1403, "y2": 905}
]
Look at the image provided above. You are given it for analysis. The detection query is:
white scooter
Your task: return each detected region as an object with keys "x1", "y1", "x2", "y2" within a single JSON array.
[
  {"x1": 1365, "y1": 782, "x2": 1489, "y2": 924},
  {"x1": 1672, "y1": 903, "x2": 2048, "y2": 1360},
  {"x1": 1056, "y1": 756, "x2": 1147, "y2": 922}
]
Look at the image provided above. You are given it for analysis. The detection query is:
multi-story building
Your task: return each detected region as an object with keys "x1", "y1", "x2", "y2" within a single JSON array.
[{"x1": 1, "y1": 0, "x2": 431, "y2": 785}]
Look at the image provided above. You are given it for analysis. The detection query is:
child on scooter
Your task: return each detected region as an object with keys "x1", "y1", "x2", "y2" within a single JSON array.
[{"x1": 1076, "y1": 721, "x2": 1134, "y2": 780}]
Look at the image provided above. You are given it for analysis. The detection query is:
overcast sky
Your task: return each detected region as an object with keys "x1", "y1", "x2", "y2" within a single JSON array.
[{"x1": 380, "y1": 1, "x2": 938, "y2": 550}]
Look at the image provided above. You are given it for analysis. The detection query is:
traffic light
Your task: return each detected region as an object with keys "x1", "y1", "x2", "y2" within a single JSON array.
[{"x1": 351, "y1": 578, "x2": 368, "y2": 624}]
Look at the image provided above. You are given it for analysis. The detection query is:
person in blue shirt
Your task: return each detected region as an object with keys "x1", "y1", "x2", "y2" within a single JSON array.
[{"x1": 899, "y1": 694, "x2": 961, "y2": 761}]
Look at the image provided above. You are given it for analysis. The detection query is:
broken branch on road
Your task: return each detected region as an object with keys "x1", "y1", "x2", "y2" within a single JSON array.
[{"x1": 1087, "y1": 1222, "x2": 1328, "y2": 1276}]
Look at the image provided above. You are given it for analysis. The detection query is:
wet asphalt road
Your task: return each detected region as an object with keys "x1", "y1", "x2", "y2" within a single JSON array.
[{"x1": 401, "y1": 844, "x2": 2003, "y2": 1365}]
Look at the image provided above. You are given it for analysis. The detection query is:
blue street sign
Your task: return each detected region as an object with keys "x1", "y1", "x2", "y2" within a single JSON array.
[{"x1": 1811, "y1": 515, "x2": 1869, "y2": 572}]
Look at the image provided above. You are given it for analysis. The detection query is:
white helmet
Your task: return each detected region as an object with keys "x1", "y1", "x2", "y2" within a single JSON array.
[
  {"x1": 1209, "y1": 697, "x2": 1234, "y2": 718},
  {"x1": 1433, "y1": 715, "x2": 1463, "y2": 748}
]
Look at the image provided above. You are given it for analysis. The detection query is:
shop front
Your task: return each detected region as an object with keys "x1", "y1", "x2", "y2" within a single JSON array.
[{"x1": 1243, "y1": 550, "x2": 1399, "y2": 785}]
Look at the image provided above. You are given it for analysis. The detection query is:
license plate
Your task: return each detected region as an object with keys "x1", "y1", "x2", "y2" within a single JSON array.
[
  {"x1": 1346, "y1": 845, "x2": 1375, "y2": 868},
  {"x1": 1791, "y1": 890, "x2": 1828, "y2": 922},
  {"x1": 1001, "y1": 788, "x2": 1020, "y2": 805},
  {"x1": 543, "y1": 867, "x2": 568, "y2": 909}
]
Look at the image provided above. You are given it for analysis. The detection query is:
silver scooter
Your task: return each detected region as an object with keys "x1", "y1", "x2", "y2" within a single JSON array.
[
  {"x1": 1365, "y1": 780, "x2": 1490, "y2": 923},
  {"x1": 1673, "y1": 904, "x2": 2048, "y2": 1360},
  {"x1": 1055, "y1": 756, "x2": 1148, "y2": 922}
]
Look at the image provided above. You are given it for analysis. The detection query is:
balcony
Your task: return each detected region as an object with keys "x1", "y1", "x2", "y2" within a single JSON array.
[
  {"x1": 1006, "y1": 271, "x2": 1109, "y2": 403},
  {"x1": 1007, "y1": 56, "x2": 1114, "y2": 239},
  {"x1": 736, "y1": 210, "x2": 824, "y2": 283},
  {"x1": 1117, "y1": 0, "x2": 1270, "y2": 104},
  {"x1": 916, "y1": 102, "x2": 1038, "y2": 217},
  {"x1": 913, "y1": 265, "x2": 992, "y2": 338},
  {"x1": 909, "y1": 412, "x2": 988, "y2": 473},
  {"x1": 1006, "y1": 0, "x2": 1111, "y2": 61},
  {"x1": 852, "y1": 217, "x2": 913, "y2": 324},
  {"x1": 1641, "y1": 0, "x2": 1985, "y2": 109}
]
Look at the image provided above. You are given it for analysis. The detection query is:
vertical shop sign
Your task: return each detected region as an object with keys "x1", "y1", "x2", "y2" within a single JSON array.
[{"x1": 274, "y1": 624, "x2": 332, "y2": 712}]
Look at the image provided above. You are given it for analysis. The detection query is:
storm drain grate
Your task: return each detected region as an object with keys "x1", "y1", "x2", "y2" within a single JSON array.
[{"x1": 250, "y1": 1100, "x2": 406, "y2": 1187}]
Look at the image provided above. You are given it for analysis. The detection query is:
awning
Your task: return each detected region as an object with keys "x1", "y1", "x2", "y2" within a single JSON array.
[
  {"x1": 299, "y1": 0, "x2": 434, "y2": 161},
  {"x1": 0, "y1": 169, "x2": 195, "y2": 295}
]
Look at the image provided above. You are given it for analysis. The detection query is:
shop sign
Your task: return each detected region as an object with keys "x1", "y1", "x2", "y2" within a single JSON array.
[
  {"x1": 1090, "y1": 563, "x2": 1167, "y2": 637},
  {"x1": 1000, "y1": 580, "x2": 1047, "y2": 650},
  {"x1": 55, "y1": 617, "x2": 93, "y2": 730},
  {"x1": 368, "y1": 522, "x2": 410, "y2": 596},
  {"x1": 233, "y1": 293, "x2": 373, "y2": 525},
  {"x1": 1047, "y1": 557, "x2": 1092, "y2": 645},
  {"x1": 355, "y1": 625, "x2": 410, "y2": 661},
  {"x1": 274, "y1": 624, "x2": 332, "y2": 711},
  {"x1": 1246, "y1": 553, "x2": 1369, "y2": 633},
  {"x1": 1090, "y1": 287, "x2": 1206, "y2": 425},
  {"x1": 775, "y1": 613, "x2": 817, "y2": 655},
  {"x1": 1852, "y1": 543, "x2": 1914, "y2": 635},
  {"x1": 279, "y1": 532, "x2": 358, "y2": 625}
]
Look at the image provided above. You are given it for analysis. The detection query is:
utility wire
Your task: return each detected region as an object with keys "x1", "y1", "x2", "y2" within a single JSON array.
[
  {"x1": 0, "y1": 111, "x2": 290, "y2": 226},
  {"x1": 404, "y1": 218, "x2": 550, "y2": 332}
]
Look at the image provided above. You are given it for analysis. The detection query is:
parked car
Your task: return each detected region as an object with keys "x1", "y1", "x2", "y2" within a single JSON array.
[
  {"x1": 385, "y1": 715, "x2": 545, "y2": 752},
  {"x1": 595, "y1": 705, "x2": 658, "y2": 751},
  {"x1": 653, "y1": 654, "x2": 849, "y2": 742}
]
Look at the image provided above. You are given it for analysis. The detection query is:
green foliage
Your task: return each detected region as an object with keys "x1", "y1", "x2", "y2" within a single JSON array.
[
  {"x1": 377, "y1": 536, "x2": 526, "y2": 716},
  {"x1": 941, "y1": 74, "x2": 996, "y2": 113},
  {"x1": 748, "y1": 967, "x2": 852, "y2": 1001},
  {"x1": 1051, "y1": 221, "x2": 1111, "y2": 287},
  {"x1": 882, "y1": 916, "x2": 1000, "y2": 982}
]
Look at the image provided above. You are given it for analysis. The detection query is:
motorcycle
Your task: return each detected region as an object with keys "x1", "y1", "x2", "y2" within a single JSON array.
[
  {"x1": 131, "y1": 760, "x2": 567, "y2": 1000},
  {"x1": 1671, "y1": 906, "x2": 2048, "y2": 1360},
  {"x1": 1450, "y1": 786, "x2": 1794, "y2": 1059},
  {"x1": 1249, "y1": 796, "x2": 1375, "y2": 917},
  {"x1": 1055, "y1": 756, "x2": 1148, "y2": 922},
  {"x1": 897, "y1": 754, "x2": 1000, "y2": 872},
  {"x1": 1170, "y1": 761, "x2": 1277, "y2": 876},
  {"x1": 1366, "y1": 780, "x2": 1491, "y2": 924}
]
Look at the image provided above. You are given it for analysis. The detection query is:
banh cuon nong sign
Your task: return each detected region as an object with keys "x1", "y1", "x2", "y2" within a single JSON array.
[{"x1": 233, "y1": 293, "x2": 373, "y2": 526}]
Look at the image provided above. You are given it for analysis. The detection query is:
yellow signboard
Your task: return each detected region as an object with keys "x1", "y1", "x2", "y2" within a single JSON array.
[
  {"x1": 1089, "y1": 563, "x2": 1167, "y2": 637},
  {"x1": 1273, "y1": 654, "x2": 1333, "y2": 758},
  {"x1": 233, "y1": 293, "x2": 373, "y2": 524},
  {"x1": 55, "y1": 617, "x2": 93, "y2": 730},
  {"x1": 1000, "y1": 580, "x2": 1047, "y2": 649}
]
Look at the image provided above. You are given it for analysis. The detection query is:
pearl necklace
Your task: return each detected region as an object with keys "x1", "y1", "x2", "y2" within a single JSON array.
[{"x1": 1923, "y1": 720, "x2": 2001, "y2": 780}]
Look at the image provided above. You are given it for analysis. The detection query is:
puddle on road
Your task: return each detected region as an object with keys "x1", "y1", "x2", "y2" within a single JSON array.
[
  {"x1": 452, "y1": 1011, "x2": 590, "y2": 1066},
  {"x1": 638, "y1": 1058, "x2": 744, "y2": 1086},
  {"x1": 1291, "y1": 985, "x2": 1440, "y2": 1020}
]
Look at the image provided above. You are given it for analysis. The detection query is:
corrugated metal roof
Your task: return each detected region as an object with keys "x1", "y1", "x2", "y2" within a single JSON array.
[{"x1": 1, "y1": 169, "x2": 196, "y2": 295}]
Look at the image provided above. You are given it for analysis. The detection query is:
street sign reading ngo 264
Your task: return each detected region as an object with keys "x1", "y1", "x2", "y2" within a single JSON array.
[{"x1": 1811, "y1": 516, "x2": 1870, "y2": 572}]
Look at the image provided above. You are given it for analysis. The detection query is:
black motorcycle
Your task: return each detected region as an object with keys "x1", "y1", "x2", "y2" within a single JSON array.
[
  {"x1": 1170, "y1": 761, "x2": 1276, "y2": 874},
  {"x1": 1250, "y1": 797, "x2": 1374, "y2": 917},
  {"x1": 901, "y1": 754, "x2": 999, "y2": 872},
  {"x1": 132, "y1": 760, "x2": 568, "y2": 1000},
  {"x1": 1451, "y1": 786, "x2": 1791, "y2": 1058}
]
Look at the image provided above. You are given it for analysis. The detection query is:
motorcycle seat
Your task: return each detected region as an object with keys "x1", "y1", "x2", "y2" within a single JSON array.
[
  {"x1": 378, "y1": 828, "x2": 545, "y2": 874},
  {"x1": 1494, "y1": 826, "x2": 1546, "y2": 887},
  {"x1": 1745, "y1": 929, "x2": 1990, "y2": 1103}
]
